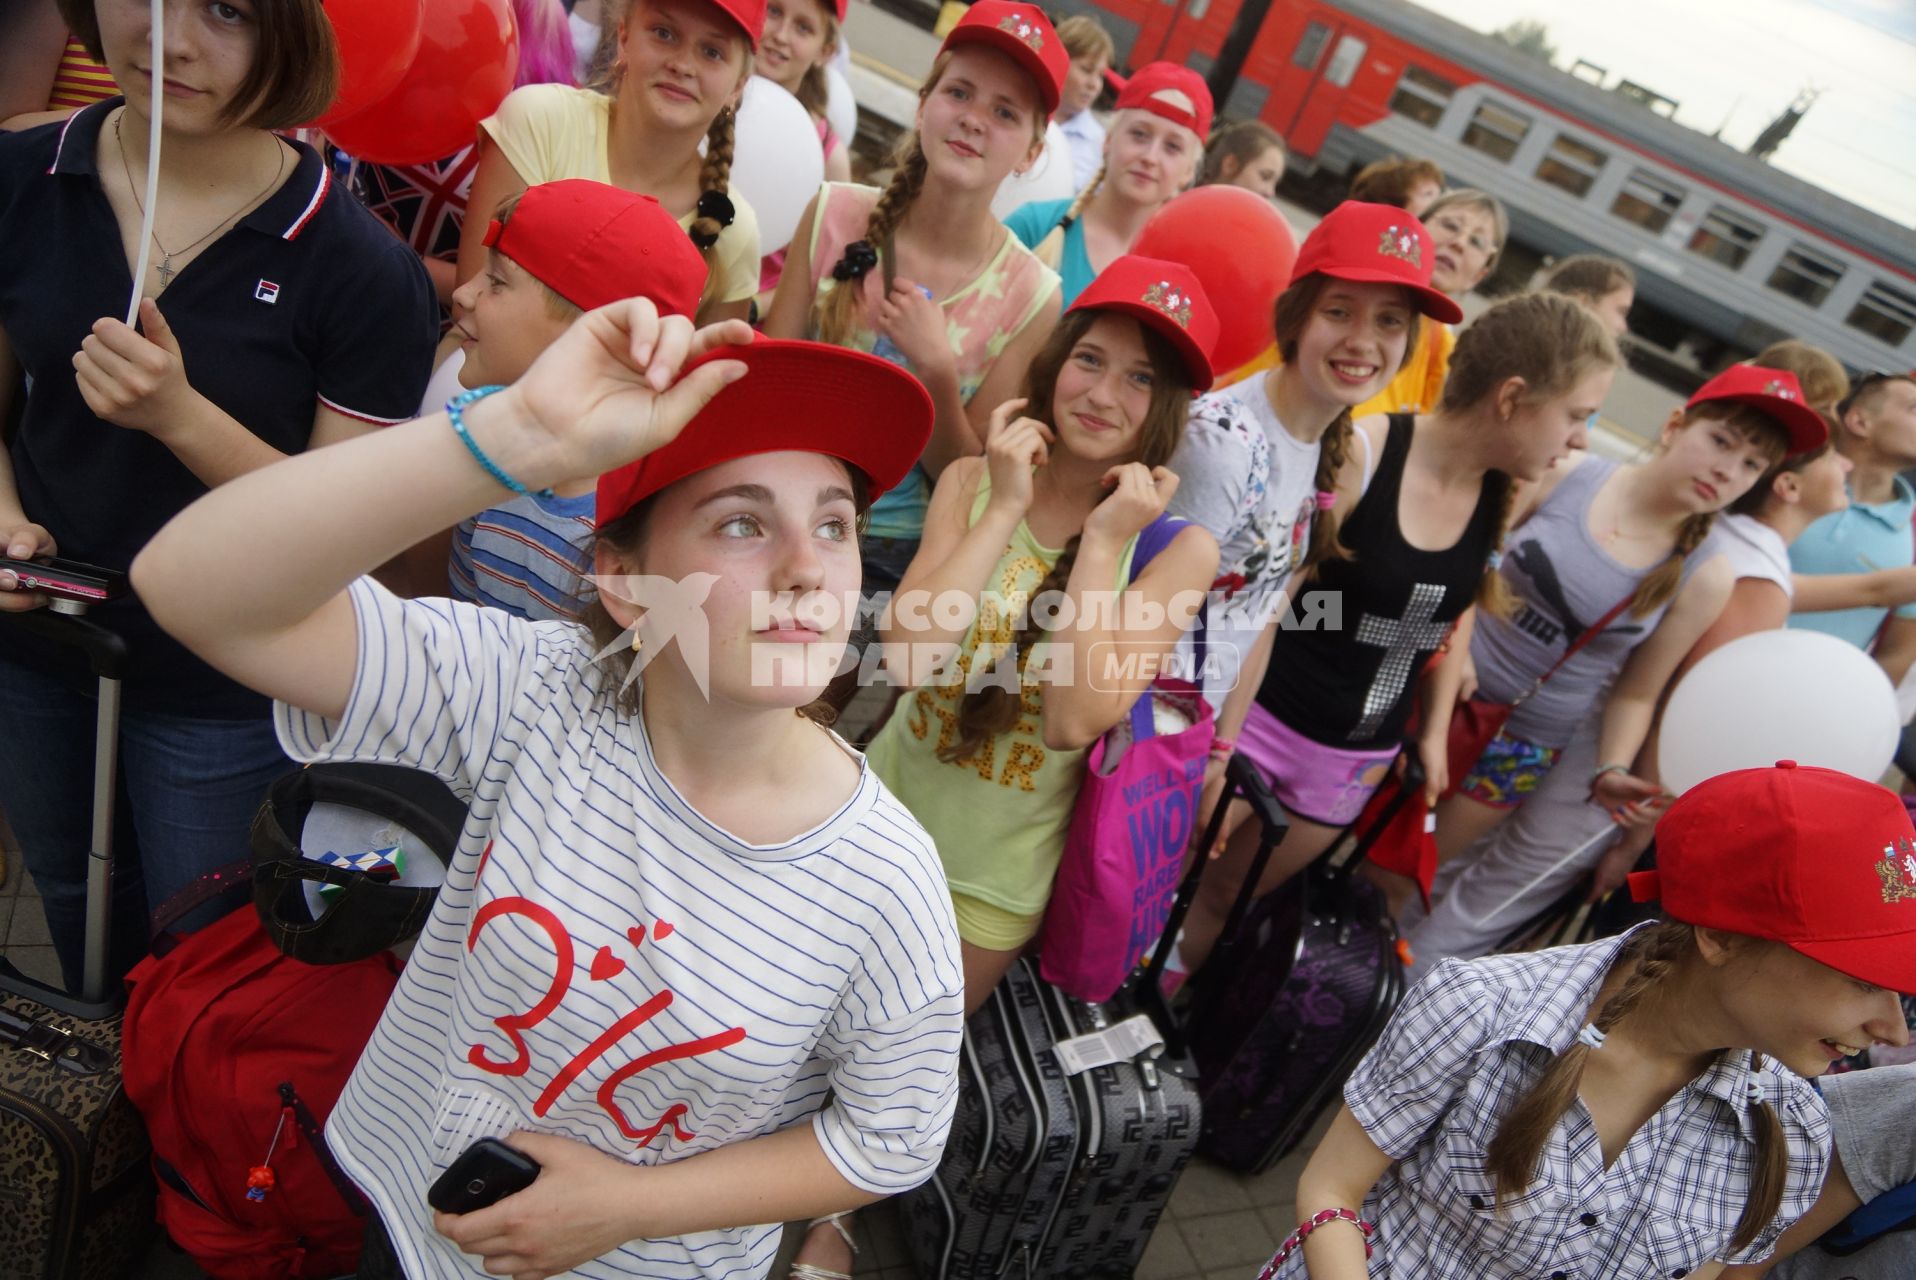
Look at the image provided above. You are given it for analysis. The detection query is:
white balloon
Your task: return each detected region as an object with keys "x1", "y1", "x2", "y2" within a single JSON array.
[
  {"x1": 991, "y1": 120, "x2": 1076, "y2": 222},
  {"x1": 731, "y1": 76, "x2": 826, "y2": 255},
  {"x1": 824, "y1": 66, "x2": 857, "y2": 155},
  {"x1": 1657, "y1": 628, "x2": 1901, "y2": 794}
]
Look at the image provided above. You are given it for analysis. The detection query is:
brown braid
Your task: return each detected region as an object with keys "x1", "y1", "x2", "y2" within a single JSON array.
[
  {"x1": 1300, "y1": 410, "x2": 1356, "y2": 574},
  {"x1": 1629, "y1": 510, "x2": 1714, "y2": 618},
  {"x1": 1033, "y1": 162, "x2": 1104, "y2": 269},
  {"x1": 940, "y1": 314, "x2": 1196, "y2": 765},
  {"x1": 1733, "y1": 1048, "x2": 1791, "y2": 1253},
  {"x1": 1476, "y1": 472, "x2": 1520, "y2": 617},
  {"x1": 814, "y1": 133, "x2": 930, "y2": 346},
  {"x1": 688, "y1": 105, "x2": 737, "y2": 296},
  {"x1": 1485, "y1": 921, "x2": 1694, "y2": 1204}
]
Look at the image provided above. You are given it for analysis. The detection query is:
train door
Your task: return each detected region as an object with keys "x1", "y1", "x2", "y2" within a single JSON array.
[{"x1": 1261, "y1": 8, "x2": 1368, "y2": 151}]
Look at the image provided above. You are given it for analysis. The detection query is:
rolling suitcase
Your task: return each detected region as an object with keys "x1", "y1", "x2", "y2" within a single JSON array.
[
  {"x1": 1188, "y1": 754, "x2": 1419, "y2": 1175},
  {"x1": 0, "y1": 611, "x2": 156, "y2": 1279},
  {"x1": 901, "y1": 756, "x2": 1290, "y2": 1279}
]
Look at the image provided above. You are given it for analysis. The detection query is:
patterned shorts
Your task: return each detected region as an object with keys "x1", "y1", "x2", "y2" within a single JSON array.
[{"x1": 1456, "y1": 730, "x2": 1562, "y2": 809}]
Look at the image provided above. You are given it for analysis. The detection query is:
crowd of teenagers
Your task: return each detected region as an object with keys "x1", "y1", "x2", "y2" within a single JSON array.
[{"x1": 2, "y1": 1, "x2": 1914, "y2": 1279}]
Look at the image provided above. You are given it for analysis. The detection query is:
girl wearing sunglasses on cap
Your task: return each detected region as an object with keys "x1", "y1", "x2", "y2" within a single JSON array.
[
  {"x1": 130, "y1": 308, "x2": 965, "y2": 1280},
  {"x1": 1169, "y1": 291, "x2": 1620, "y2": 983},
  {"x1": 463, "y1": 0, "x2": 766, "y2": 326},
  {"x1": 762, "y1": 0, "x2": 1066, "y2": 594},
  {"x1": 1004, "y1": 61, "x2": 1214, "y2": 307},
  {"x1": 1267, "y1": 759, "x2": 1914, "y2": 1280},
  {"x1": 1396, "y1": 367, "x2": 1827, "y2": 971}
]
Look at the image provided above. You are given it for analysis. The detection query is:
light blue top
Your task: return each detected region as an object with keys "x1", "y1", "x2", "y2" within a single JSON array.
[
  {"x1": 1004, "y1": 197, "x2": 1095, "y2": 307},
  {"x1": 1788, "y1": 475, "x2": 1916, "y2": 649}
]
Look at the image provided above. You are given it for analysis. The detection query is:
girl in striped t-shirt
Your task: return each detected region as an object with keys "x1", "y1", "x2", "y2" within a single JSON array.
[{"x1": 133, "y1": 306, "x2": 965, "y2": 1280}]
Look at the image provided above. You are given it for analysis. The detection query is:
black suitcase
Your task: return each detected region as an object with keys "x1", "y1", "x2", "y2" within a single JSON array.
[
  {"x1": 0, "y1": 611, "x2": 156, "y2": 1279},
  {"x1": 1187, "y1": 755, "x2": 1418, "y2": 1175},
  {"x1": 902, "y1": 756, "x2": 1290, "y2": 1279}
]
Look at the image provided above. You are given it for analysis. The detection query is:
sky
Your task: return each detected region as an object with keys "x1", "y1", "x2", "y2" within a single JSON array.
[{"x1": 1412, "y1": 0, "x2": 1916, "y2": 228}]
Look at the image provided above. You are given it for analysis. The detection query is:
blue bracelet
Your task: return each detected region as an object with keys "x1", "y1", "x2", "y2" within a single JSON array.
[{"x1": 446, "y1": 385, "x2": 554, "y2": 499}]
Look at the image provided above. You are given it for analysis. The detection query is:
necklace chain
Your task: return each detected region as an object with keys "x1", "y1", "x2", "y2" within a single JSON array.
[{"x1": 114, "y1": 108, "x2": 286, "y2": 290}]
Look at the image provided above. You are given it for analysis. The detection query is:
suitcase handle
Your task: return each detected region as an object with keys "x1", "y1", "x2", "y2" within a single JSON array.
[
  {"x1": 1135, "y1": 754, "x2": 1289, "y2": 1057},
  {"x1": 0, "y1": 608, "x2": 129, "y2": 681}
]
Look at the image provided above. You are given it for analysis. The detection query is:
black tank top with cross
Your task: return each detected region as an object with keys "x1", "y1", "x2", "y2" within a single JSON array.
[{"x1": 1257, "y1": 414, "x2": 1505, "y2": 749}]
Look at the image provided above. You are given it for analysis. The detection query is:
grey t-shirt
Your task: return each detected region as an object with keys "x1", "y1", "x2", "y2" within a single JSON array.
[
  {"x1": 1771, "y1": 1063, "x2": 1916, "y2": 1280},
  {"x1": 1167, "y1": 372, "x2": 1322, "y2": 710}
]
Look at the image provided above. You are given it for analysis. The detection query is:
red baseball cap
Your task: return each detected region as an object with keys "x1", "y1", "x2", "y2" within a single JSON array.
[
  {"x1": 1688, "y1": 364, "x2": 1829, "y2": 458},
  {"x1": 596, "y1": 339, "x2": 934, "y2": 527},
  {"x1": 1069, "y1": 255, "x2": 1217, "y2": 391},
  {"x1": 700, "y1": 0, "x2": 767, "y2": 47},
  {"x1": 939, "y1": 1, "x2": 1068, "y2": 118},
  {"x1": 484, "y1": 181, "x2": 708, "y2": 318},
  {"x1": 1633, "y1": 761, "x2": 1916, "y2": 993},
  {"x1": 1290, "y1": 201, "x2": 1464, "y2": 325},
  {"x1": 1114, "y1": 62, "x2": 1213, "y2": 141}
]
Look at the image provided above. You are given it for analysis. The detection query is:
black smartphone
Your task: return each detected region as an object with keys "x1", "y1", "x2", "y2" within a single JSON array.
[
  {"x1": 0, "y1": 556, "x2": 129, "y2": 604},
  {"x1": 427, "y1": 1138, "x2": 541, "y2": 1214}
]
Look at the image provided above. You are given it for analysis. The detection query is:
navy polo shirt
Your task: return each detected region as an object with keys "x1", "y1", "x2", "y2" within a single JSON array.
[{"x1": 0, "y1": 99, "x2": 436, "y2": 717}]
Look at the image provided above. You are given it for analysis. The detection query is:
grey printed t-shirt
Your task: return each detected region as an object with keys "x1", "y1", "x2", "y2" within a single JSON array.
[{"x1": 1771, "y1": 1063, "x2": 1916, "y2": 1280}]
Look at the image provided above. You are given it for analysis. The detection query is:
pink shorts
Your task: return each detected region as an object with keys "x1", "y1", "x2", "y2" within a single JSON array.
[{"x1": 1238, "y1": 702, "x2": 1399, "y2": 827}]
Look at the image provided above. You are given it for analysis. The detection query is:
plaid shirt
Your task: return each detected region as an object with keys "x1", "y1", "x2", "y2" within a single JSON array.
[{"x1": 1278, "y1": 928, "x2": 1832, "y2": 1279}]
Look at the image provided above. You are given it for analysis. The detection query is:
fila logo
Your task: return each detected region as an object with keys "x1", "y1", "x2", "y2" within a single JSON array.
[{"x1": 254, "y1": 279, "x2": 280, "y2": 305}]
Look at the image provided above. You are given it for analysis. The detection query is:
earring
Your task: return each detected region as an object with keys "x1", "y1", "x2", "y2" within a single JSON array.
[{"x1": 631, "y1": 627, "x2": 644, "y2": 655}]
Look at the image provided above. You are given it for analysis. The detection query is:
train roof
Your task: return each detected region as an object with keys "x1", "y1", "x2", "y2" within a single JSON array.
[{"x1": 1341, "y1": 0, "x2": 1916, "y2": 274}]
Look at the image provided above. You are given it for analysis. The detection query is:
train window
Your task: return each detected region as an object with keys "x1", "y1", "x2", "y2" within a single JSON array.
[
  {"x1": 1325, "y1": 36, "x2": 1367, "y2": 87},
  {"x1": 1611, "y1": 169, "x2": 1685, "y2": 233},
  {"x1": 1766, "y1": 245, "x2": 1847, "y2": 308},
  {"x1": 1388, "y1": 66, "x2": 1455, "y2": 128},
  {"x1": 1847, "y1": 281, "x2": 1916, "y2": 347},
  {"x1": 1536, "y1": 134, "x2": 1607, "y2": 198},
  {"x1": 1687, "y1": 205, "x2": 1765, "y2": 270},
  {"x1": 1461, "y1": 100, "x2": 1531, "y2": 163},
  {"x1": 1292, "y1": 22, "x2": 1331, "y2": 71}
]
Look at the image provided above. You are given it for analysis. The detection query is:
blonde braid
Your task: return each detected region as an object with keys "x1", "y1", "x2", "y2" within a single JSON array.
[
  {"x1": 1475, "y1": 472, "x2": 1520, "y2": 618},
  {"x1": 1033, "y1": 162, "x2": 1104, "y2": 270},
  {"x1": 686, "y1": 105, "x2": 738, "y2": 298},
  {"x1": 1485, "y1": 921, "x2": 1693, "y2": 1204}
]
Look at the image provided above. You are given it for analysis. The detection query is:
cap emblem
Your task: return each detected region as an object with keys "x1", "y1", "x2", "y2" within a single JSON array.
[
  {"x1": 1142, "y1": 281, "x2": 1192, "y2": 329},
  {"x1": 1764, "y1": 379, "x2": 1799, "y2": 401},
  {"x1": 1378, "y1": 227, "x2": 1422, "y2": 267},
  {"x1": 1877, "y1": 840, "x2": 1916, "y2": 905},
  {"x1": 997, "y1": 14, "x2": 1044, "y2": 50}
]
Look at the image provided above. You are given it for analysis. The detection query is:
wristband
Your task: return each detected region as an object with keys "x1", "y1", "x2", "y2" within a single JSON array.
[
  {"x1": 446, "y1": 385, "x2": 554, "y2": 500},
  {"x1": 1257, "y1": 1208, "x2": 1374, "y2": 1277},
  {"x1": 1591, "y1": 763, "x2": 1632, "y2": 786},
  {"x1": 1208, "y1": 736, "x2": 1236, "y2": 760}
]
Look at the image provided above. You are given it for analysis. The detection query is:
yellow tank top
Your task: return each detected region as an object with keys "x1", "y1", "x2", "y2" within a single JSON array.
[{"x1": 864, "y1": 473, "x2": 1138, "y2": 917}]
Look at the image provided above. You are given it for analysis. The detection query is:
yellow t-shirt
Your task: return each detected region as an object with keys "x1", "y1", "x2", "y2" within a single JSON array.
[
  {"x1": 1218, "y1": 320, "x2": 1456, "y2": 417},
  {"x1": 480, "y1": 83, "x2": 762, "y2": 305}
]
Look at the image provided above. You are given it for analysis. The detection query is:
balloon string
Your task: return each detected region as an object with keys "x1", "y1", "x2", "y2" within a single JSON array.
[{"x1": 125, "y1": 0, "x2": 164, "y2": 326}]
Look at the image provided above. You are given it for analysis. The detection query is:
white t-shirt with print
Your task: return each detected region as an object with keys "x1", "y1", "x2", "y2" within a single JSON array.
[
  {"x1": 1716, "y1": 513, "x2": 1794, "y2": 598},
  {"x1": 1167, "y1": 371, "x2": 1323, "y2": 710},
  {"x1": 277, "y1": 578, "x2": 965, "y2": 1280}
]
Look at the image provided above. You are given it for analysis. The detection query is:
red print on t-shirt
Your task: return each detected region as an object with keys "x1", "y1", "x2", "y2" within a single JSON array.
[{"x1": 464, "y1": 892, "x2": 748, "y2": 1150}]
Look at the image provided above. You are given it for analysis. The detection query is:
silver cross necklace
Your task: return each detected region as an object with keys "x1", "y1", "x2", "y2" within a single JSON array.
[{"x1": 114, "y1": 108, "x2": 285, "y2": 291}]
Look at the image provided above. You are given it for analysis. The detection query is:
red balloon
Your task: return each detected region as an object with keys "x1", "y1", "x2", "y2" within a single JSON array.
[
  {"x1": 322, "y1": 0, "x2": 520, "y2": 167},
  {"x1": 1132, "y1": 187, "x2": 1300, "y2": 376},
  {"x1": 315, "y1": 0, "x2": 424, "y2": 128}
]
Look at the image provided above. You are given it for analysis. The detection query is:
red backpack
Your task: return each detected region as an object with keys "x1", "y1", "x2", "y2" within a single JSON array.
[{"x1": 122, "y1": 906, "x2": 398, "y2": 1279}]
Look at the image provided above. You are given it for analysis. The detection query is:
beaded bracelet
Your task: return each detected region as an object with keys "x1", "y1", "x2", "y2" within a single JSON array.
[
  {"x1": 1257, "y1": 1208, "x2": 1374, "y2": 1277},
  {"x1": 1208, "y1": 736, "x2": 1236, "y2": 761},
  {"x1": 447, "y1": 385, "x2": 554, "y2": 499},
  {"x1": 1590, "y1": 762, "x2": 1632, "y2": 787}
]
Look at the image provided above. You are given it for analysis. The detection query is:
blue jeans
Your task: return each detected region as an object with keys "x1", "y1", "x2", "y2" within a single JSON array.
[{"x1": 0, "y1": 652, "x2": 293, "y2": 991}]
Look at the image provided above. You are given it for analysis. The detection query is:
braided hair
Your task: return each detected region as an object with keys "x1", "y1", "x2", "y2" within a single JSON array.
[
  {"x1": 687, "y1": 104, "x2": 739, "y2": 296},
  {"x1": 1032, "y1": 162, "x2": 1103, "y2": 270},
  {"x1": 939, "y1": 312, "x2": 1196, "y2": 766},
  {"x1": 1484, "y1": 921, "x2": 1791, "y2": 1253}
]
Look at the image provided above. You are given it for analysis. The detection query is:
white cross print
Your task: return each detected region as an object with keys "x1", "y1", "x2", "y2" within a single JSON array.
[{"x1": 1350, "y1": 583, "x2": 1448, "y2": 741}]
